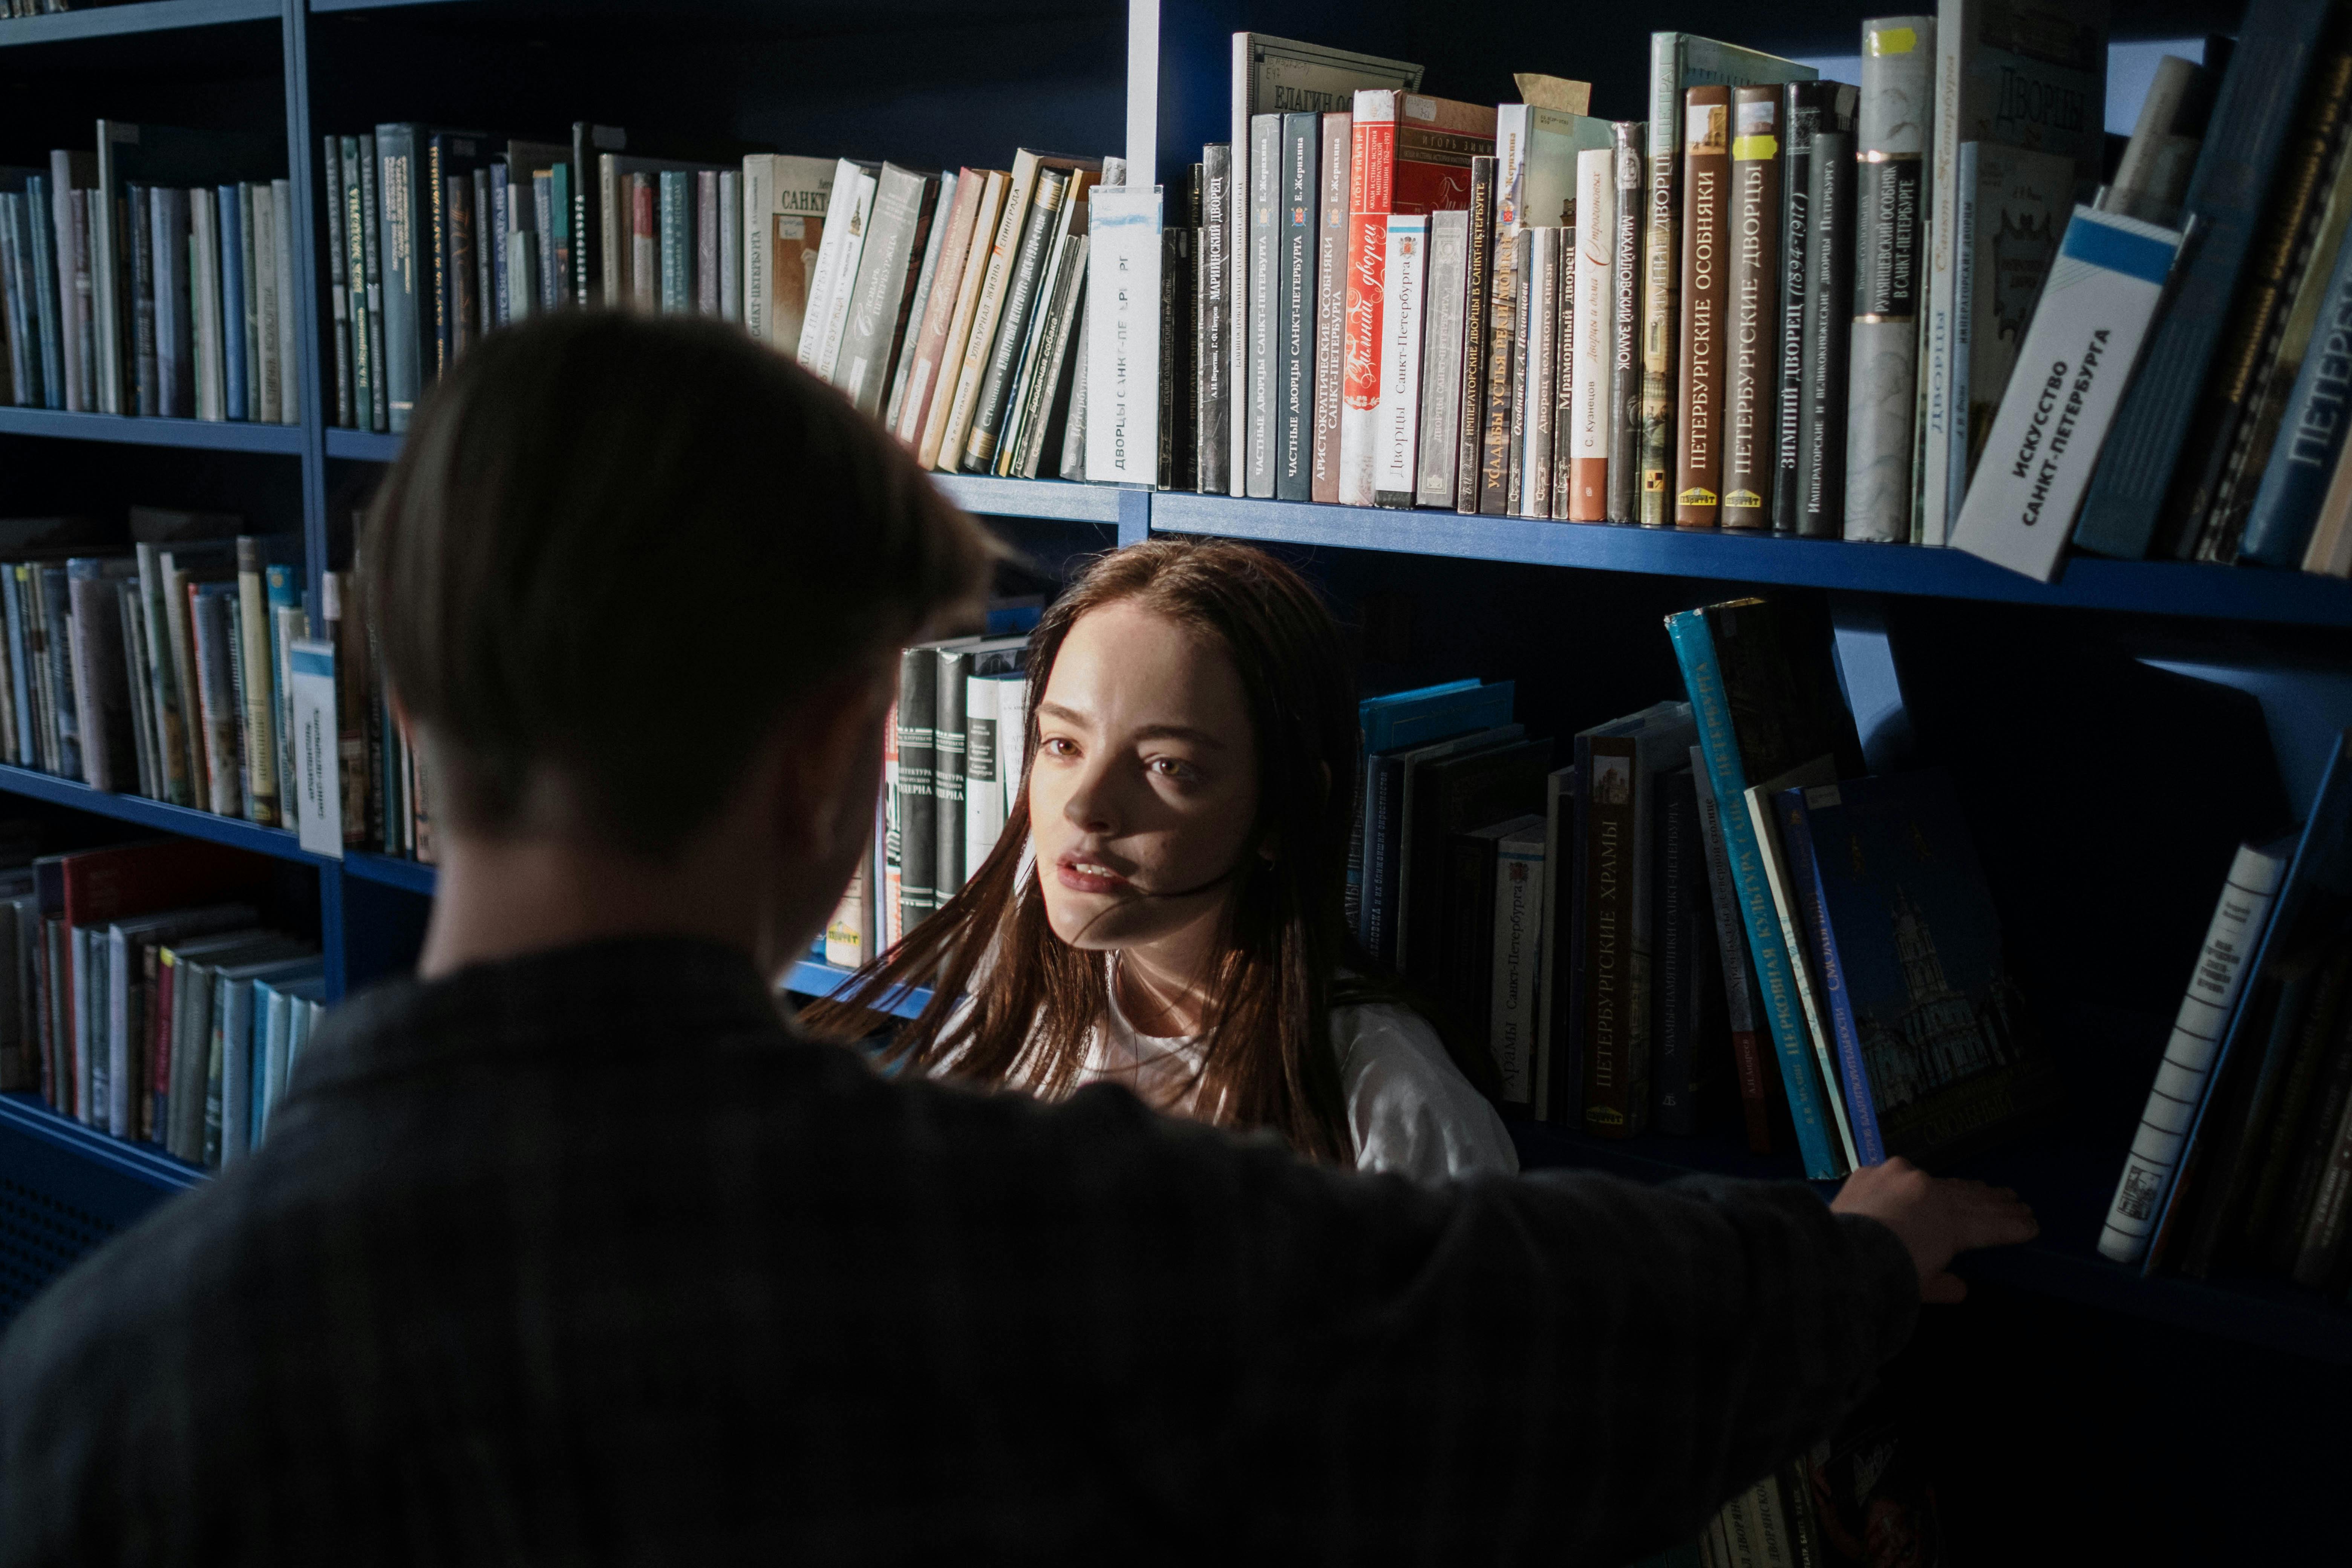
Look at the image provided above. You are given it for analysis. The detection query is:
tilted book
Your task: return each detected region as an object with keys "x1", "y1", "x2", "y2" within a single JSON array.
[
  {"x1": 1949, "y1": 207, "x2": 2182, "y2": 582},
  {"x1": 1946, "y1": 142, "x2": 2074, "y2": 528}
]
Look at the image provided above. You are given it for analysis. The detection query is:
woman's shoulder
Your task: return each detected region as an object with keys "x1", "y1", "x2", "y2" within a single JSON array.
[{"x1": 1326, "y1": 998, "x2": 1520, "y2": 1182}]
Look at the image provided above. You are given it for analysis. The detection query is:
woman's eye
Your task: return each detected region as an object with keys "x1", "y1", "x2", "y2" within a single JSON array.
[
  {"x1": 1040, "y1": 736, "x2": 1077, "y2": 758},
  {"x1": 1148, "y1": 757, "x2": 1199, "y2": 782}
]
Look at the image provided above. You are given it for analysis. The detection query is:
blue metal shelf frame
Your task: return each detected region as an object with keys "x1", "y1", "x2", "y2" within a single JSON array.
[
  {"x1": 0, "y1": 0, "x2": 278, "y2": 46},
  {"x1": 0, "y1": 407, "x2": 305, "y2": 453}
]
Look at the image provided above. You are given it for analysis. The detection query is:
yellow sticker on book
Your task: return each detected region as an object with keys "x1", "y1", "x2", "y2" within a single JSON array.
[
  {"x1": 1868, "y1": 24, "x2": 1919, "y2": 55},
  {"x1": 1678, "y1": 487, "x2": 1719, "y2": 507},
  {"x1": 1732, "y1": 135, "x2": 1780, "y2": 162},
  {"x1": 1726, "y1": 489, "x2": 1765, "y2": 508},
  {"x1": 1644, "y1": 471, "x2": 1666, "y2": 493}
]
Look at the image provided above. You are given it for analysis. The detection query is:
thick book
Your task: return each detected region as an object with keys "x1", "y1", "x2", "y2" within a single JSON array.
[
  {"x1": 1919, "y1": 0, "x2": 2109, "y2": 549},
  {"x1": 1228, "y1": 33, "x2": 1423, "y2": 494},
  {"x1": 216, "y1": 184, "x2": 246, "y2": 422},
  {"x1": 893, "y1": 647, "x2": 939, "y2": 935},
  {"x1": 1674, "y1": 86, "x2": 1730, "y2": 529},
  {"x1": 1082, "y1": 185, "x2": 1164, "y2": 484},
  {"x1": 1796, "y1": 129, "x2": 1857, "y2": 538},
  {"x1": 1007, "y1": 234, "x2": 1090, "y2": 479},
  {"x1": 1641, "y1": 35, "x2": 1819, "y2": 526},
  {"x1": 1483, "y1": 816, "x2": 1548, "y2": 1113},
  {"x1": 1844, "y1": 18, "x2": 1936, "y2": 544},
  {"x1": 1773, "y1": 85, "x2": 1854, "y2": 530},
  {"x1": 1339, "y1": 92, "x2": 1496, "y2": 507},
  {"x1": 1665, "y1": 596, "x2": 1867, "y2": 1179},
  {"x1": 1274, "y1": 113, "x2": 1320, "y2": 501},
  {"x1": 1720, "y1": 88, "x2": 1781, "y2": 531},
  {"x1": 1310, "y1": 114, "x2": 1351, "y2": 502},
  {"x1": 1371, "y1": 213, "x2": 1428, "y2": 508},
  {"x1": 64, "y1": 558, "x2": 138, "y2": 792},
  {"x1": 1950, "y1": 207, "x2": 2183, "y2": 581},
  {"x1": 1516, "y1": 227, "x2": 1559, "y2": 519},
  {"x1": 2239, "y1": 189, "x2": 2352, "y2": 568},
  {"x1": 372, "y1": 126, "x2": 435, "y2": 433},
  {"x1": 2139, "y1": 734, "x2": 2352, "y2": 1276},
  {"x1": 1654, "y1": 767, "x2": 1723, "y2": 1136},
  {"x1": 1196, "y1": 142, "x2": 1233, "y2": 492},
  {"x1": 1946, "y1": 142, "x2": 2075, "y2": 528},
  {"x1": 741, "y1": 153, "x2": 832, "y2": 359},
  {"x1": 2073, "y1": 0, "x2": 2340, "y2": 559},
  {"x1": 839, "y1": 164, "x2": 940, "y2": 418},
  {"x1": 1782, "y1": 771, "x2": 2061, "y2": 1166},
  {"x1": 356, "y1": 134, "x2": 389, "y2": 432},
  {"x1": 1568, "y1": 146, "x2": 1614, "y2": 520},
  {"x1": 1573, "y1": 701, "x2": 1697, "y2": 1138},
  {"x1": 1551, "y1": 216, "x2": 1578, "y2": 520},
  {"x1": 1414, "y1": 210, "x2": 1469, "y2": 507}
]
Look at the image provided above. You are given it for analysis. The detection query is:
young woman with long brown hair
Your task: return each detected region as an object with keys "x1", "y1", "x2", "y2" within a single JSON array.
[{"x1": 807, "y1": 537, "x2": 1514, "y2": 1178}]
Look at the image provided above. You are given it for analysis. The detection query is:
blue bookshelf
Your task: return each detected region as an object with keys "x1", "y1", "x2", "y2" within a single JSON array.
[{"x1": 0, "y1": 4, "x2": 2345, "y2": 1553}]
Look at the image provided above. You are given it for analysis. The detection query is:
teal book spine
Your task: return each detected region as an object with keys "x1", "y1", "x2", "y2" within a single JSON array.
[
  {"x1": 1665, "y1": 608, "x2": 1840, "y2": 1178},
  {"x1": 659, "y1": 170, "x2": 692, "y2": 315}
]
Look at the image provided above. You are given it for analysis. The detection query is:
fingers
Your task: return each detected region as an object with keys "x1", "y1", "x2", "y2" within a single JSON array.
[
  {"x1": 1945, "y1": 1184, "x2": 2040, "y2": 1250},
  {"x1": 1920, "y1": 1271, "x2": 1969, "y2": 1305}
]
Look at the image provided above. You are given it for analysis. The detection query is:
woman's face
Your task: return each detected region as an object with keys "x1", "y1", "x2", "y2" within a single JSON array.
[{"x1": 1028, "y1": 599, "x2": 1261, "y2": 959}]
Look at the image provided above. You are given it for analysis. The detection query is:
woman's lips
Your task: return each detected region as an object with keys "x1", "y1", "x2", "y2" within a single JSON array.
[{"x1": 1055, "y1": 853, "x2": 1135, "y2": 895}]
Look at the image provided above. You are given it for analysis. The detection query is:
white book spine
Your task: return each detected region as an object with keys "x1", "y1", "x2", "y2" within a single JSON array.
[
  {"x1": 252, "y1": 184, "x2": 280, "y2": 425},
  {"x1": 1372, "y1": 213, "x2": 1427, "y2": 506},
  {"x1": 1571, "y1": 146, "x2": 1615, "y2": 519},
  {"x1": 2099, "y1": 840, "x2": 2291, "y2": 1263},
  {"x1": 1245, "y1": 114, "x2": 1280, "y2": 499},
  {"x1": 796, "y1": 159, "x2": 868, "y2": 373},
  {"x1": 1949, "y1": 206, "x2": 2182, "y2": 582},
  {"x1": 1517, "y1": 227, "x2": 1557, "y2": 518},
  {"x1": 810, "y1": 168, "x2": 875, "y2": 382},
  {"x1": 1414, "y1": 210, "x2": 1468, "y2": 507},
  {"x1": 999, "y1": 675, "x2": 1029, "y2": 826},
  {"x1": 1085, "y1": 185, "x2": 1163, "y2": 484},
  {"x1": 1337, "y1": 90, "x2": 1400, "y2": 508},
  {"x1": 1489, "y1": 826, "x2": 1545, "y2": 1107},
  {"x1": 963, "y1": 674, "x2": 1004, "y2": 877},
  {"x1": 289, "y1": 638, "x2": 343, "y2": 859}
]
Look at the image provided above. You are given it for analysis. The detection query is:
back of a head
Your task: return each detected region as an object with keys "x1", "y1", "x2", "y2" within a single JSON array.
[{"x1": 366, "y1": 312, "x2": 992, "y2": 856}]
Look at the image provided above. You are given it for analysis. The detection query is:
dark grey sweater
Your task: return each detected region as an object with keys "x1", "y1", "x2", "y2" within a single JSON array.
[{"x1": 0, "y1": 937, "x2": 1915, "y2": 1565}]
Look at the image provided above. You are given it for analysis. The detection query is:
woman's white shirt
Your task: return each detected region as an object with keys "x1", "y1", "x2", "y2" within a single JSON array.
[{"x1": 994, "y1": 977, "x2": 1519, "y2": 1183}]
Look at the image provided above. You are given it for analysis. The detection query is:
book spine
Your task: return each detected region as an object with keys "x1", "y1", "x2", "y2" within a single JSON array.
[
  {"x1": 1339, "y1": 94, "x2": 1397, "y2": 508},
  {"x1": 1640, "y1": 39, "x2": 1684, "y2": 525},
  {"x1": 1675, "y1": 87, "x2": 1730, "y2": 528},
  {"x1": 1843, "y1": 18, "x2": 1935, "y2": 543},
  {"x1": 238, "y1": 184, "x2": 260, "y2": 420},
  {"x1": 897, "y1": 168, "x2": 979, "y2": 450},
  {"x1": 52, "y1": 159, "x2": 82, "y2": 414},
  {"x1": 1414, "y1": 211, "x2": 1467, "y2": 507},
  {"x1": 1371, "y1": 213, "x2": 1427, "y2": 508},
  {"x1": 358, "y1": 135, "x2": 389, "y2": 432},
  {"x1": 658, "y1": 171, "x2": 689, "y2": 315},
  {"x1": 1478, "y1": 130, "x2": 1522, "y2": 518},
  {"x1": 469, "y1": 169, "x2": 492, "y2": 336},
  {"x1": 234, "y1": 543, "x2": 277, "y2": 824},
  {"x1": 894, "y1": 649, "x2": 937, "y2": 933},
  {"x1": 1667, "y1": 610, "x2": 1840, "y2": 1178},
  {"x1": 697, "y1": 168, "x2": 719, "y2": 315},
  {"x1": 190, "y1": 586, "x2": 241, "y2": 817},
  {"x1": 1582, "y1": 736, "x2": 1638, "y2": 1136},
  {"x1": 38, "y1": 566, "x2": 77, "y2": 780},
  {"x1": 127, "y1": 185, "x2": 155, "y2": 418},
  {"x1": 1276, "y1": 113, "x2": 1319, "y2": 501},
  {"x1": 1196, "y1": 144, "x2": 1233, "y2": 492},
  {"x1": 1609, "y1": 124, "x2": 1645, "y2": 523},
  {"x1": 1012, "y1": 235, "x2": 1087, "y2": 478},
  {"x1": 1652, "y1": 772, "x2": 1704, "y2": 1136},
  {"x1": 932, "y1": 649, "x2": 969, "y2": 901},
  {"x1": 24, "y1": 178, "x2": 61, "y2": 409},
  {"x1": 157, "y1": 189, "x2": 188, "y2": 418},
  {"x1": 883, "y1": 171, "x2": 948, "y2": 431},
  {"x1": 628, "y1": 176, "x2": 655, "y2": 314},
  {"x1": 964, "y1": 169, "x2": 1067, "y2": 471},
  {"x1": 2294, "y1": 1084, "x2": 2352, "y2": 1285},
  {"x1": 1773, "y1": 87, "x2": 1816, "y2": 530},
  {"x1": 1779, "y1": 791, "x2": 1882, "y2": 1162},
  {"x1": 2238, "y1": 953, "x2": 2349, "y2": 1260},
  {"x1": 2101, "y1": 840, "x2": 2289, "y2": 1263},
  {"x1": 1572, "y1": 147, "x2": 1615, "y2": 521},
  {"x1": 323, "y1": 139, "x2": 354, "y2": 427},
  {"x1": 1796, "y1": 130, "x2": 1855, "y2": 539},
  {"x1": 1507, "y1": 230, "x2": 1532, "y2": 513},
  {"x1": 1246, "y1": 115, "x2": 1280, "y2": 498},
  {"x1": 375, "y1": 127, "x2": 426, "y2": 433},
  {"x1": 216, "y1": 186, "x2": 245, "y2": 422},
  {"x1": 2241, "y1": 223, "x2": 2352, "y2": 567},
  {"x1": 253, "y1": 185, "x2": 280, "y2": 421},
  {"x1": 921, "y1": 170, "x2": 1006, "y2": 470},
  {"x1": 93, "y1": 130, "x2": 121, "y2": 416},
  {"x1": 272, "y1": 178, "x2": 297, "y2": 423},
  {"x1": 1490, "y1": 833, "x2": 1544, "y2": 1111},
  {"x1": 1723, "y1": 87, "x2": 1781, "y2": 531},
  {"x1": 1518, "y1": 227, "x2": 1556, "y2": 518},
  {"x1": 1310, "y1": 114, "x2": 1352, "y2": 503},
  {"x1": 1455, "y1": 155, "x2": 1495, "y2": 513},
  {"x1": 1551, "y1": 217, "x2": 1576, "y2": 520}
]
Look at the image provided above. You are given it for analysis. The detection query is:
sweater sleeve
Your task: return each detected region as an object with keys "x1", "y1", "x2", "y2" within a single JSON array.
[{"x1": 1176, "y1": 1143, "x2": 1919, "y2": 1565}]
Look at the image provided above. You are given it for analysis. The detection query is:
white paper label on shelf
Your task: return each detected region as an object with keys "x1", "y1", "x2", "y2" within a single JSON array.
[{"x1": 289, "y1": 639, "x2": 343, "y2": 859}]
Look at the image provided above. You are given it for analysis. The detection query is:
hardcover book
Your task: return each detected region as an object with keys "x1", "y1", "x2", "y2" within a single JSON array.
[
  {"x1": 1721, "y1": 87, "x2": 1781, "y2": 531},
  {"x1": 1414, "y1": 210, "x2": 1468, "y2": 507},
  {"x1": 741, "y1": 153, "x2": 833, "y2": 360},
  {"x1": 1276, "y1": 113, "x2": 1320, "y2": 501},
  {"x1": 1570, "y1": 145, "x2": 1614, "y2": 520},
  {"x1": 1371, "y1": 213, "x2": 1427, "y2": 508},
  {"x1": 1197, "y1": 142, "x2": 1233, "y2": 493},
  {"x1": 1245, "y1": 114, "x2": 1280, "y2": 498},
  {"x1": 1311, "y1": 113, "x2": 1351, "y2": 502},
  {"x1": 1844, "y1": 17, "x2": 1936, "y2": 544},
  {"x1": 1674, "y1": 86, "x2": 1730, "y2": 528},
  {"x1": 1947, "y1": 142, "x2": 2074, "y2": 527},
  {"x1": 1781, "y1": 770, "x2": 2060, "y2": 1166},
  {"x1": 1774, "y1": 84, "x2": 1856, "y2": 531}
]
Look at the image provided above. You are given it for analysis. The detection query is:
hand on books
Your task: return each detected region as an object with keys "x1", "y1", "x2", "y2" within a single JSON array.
[{"x1": 1830, "y1": 1157, "x2": 2039, "y2": 1305}]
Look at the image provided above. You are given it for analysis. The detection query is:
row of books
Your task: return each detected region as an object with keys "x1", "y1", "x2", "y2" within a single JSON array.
[
  {"x1": 2038, "y1": 0, "x2": 2352, "y2": 579},
  {"x1": 817, "y1": 606, "x2": 1042, "y2": 966},
  {"x1": 1355, "y1": 595, "x2": 2056, "y2": 1181},
  {"x1": 0, "y1": 837, "x2": 322, "y2": 1172},
  {"x1": 1685, "y1": 1390, "x2": 1939, "y2": 1568},
  {"x1": 0, "y1": 124, "x2": 298, "y2": 423},
  {"x1": 2102, "y1": 730, "x2": 2352, "y2": 1297}
]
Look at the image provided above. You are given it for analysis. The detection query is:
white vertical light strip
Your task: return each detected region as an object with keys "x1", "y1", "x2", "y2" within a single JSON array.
[{"x1": 1126, "y1": 0, "x2": 1160, "y2": 190}]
